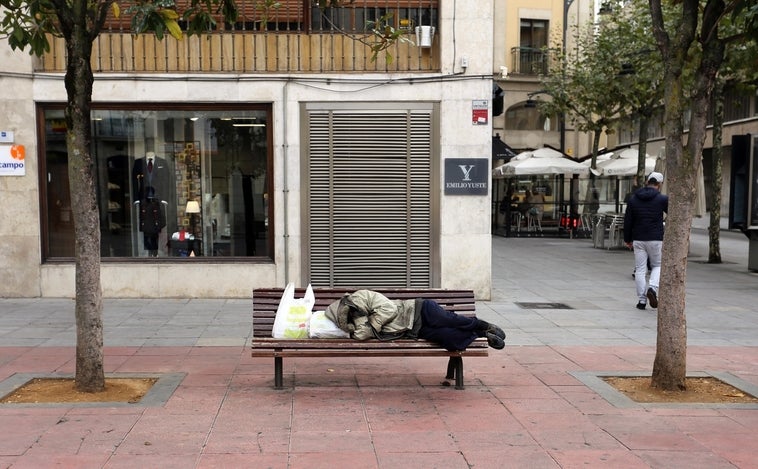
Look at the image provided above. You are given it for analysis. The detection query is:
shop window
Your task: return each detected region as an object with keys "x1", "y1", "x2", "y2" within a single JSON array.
[{"x1": 40, "y1": 105, "x2": 272, "y2": 260}]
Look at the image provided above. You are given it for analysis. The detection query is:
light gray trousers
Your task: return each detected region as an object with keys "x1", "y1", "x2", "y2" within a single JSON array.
[{"x1": 633, "y1": 240, "x2": 662, "y2": 302}]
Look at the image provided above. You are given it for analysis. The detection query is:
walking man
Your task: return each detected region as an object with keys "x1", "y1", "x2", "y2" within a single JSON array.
[{"x1": 623, "y1": 172, "x2": 668, "y2": 310}]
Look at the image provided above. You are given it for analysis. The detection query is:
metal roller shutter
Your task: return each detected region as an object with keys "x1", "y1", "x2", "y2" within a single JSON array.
[{"x1": 306, "y1": 106, "x2": 435, "y2": 287}]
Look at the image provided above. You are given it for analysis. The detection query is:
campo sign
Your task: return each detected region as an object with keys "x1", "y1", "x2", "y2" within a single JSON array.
[{"x1": 0, "y1": 144, "x2": 25, "y2": 176}]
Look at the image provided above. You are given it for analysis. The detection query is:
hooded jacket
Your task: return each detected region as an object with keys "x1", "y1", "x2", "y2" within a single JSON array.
[
  {"x1": 324, "y1": 290, "x2": 420, "y2": 341},
  {"x1": 623, "y1": 186, "x2": 668, "y2": 243}
]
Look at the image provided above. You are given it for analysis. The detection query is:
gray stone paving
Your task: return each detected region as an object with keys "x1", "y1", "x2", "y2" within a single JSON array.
[{"x1": 0, "y1": 218, "x2": 755, "y2": 349}]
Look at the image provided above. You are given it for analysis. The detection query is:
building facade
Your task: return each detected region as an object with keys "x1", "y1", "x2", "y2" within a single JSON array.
[
  {"x1": 0, "y1": 1, "x2": 495, "y2": 299},
  {"x1": 490, "y1": 0, "x2": 758, "y2": 230},
  {"x1": 493, "y1": 0, "x2": 596, "y2": 159}
]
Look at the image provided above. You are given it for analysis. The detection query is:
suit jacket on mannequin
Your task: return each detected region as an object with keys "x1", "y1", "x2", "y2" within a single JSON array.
[{"x1": 132, "y1": 152, "x2": 172, "y2": 201}]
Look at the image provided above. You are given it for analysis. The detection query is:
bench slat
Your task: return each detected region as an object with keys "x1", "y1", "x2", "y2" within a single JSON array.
[
  {"x1": 251, "y1": 337, "x2": 488, "y2": 350},
  {"x1": 251, "y1": 349, "x2": 489, "y2": 358}
]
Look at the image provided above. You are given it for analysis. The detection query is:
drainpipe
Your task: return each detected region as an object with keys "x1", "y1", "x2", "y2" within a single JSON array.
[{"x1": 282, "y1": 80, "x2": 291, "y2": 284}]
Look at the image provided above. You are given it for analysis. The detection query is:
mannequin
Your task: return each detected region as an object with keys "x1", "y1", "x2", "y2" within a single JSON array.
[
  {"x1": 132, "y1": 151, "x2": 171, "y2": 202},
  {"x1": 137, "y1": 186, "x2": 167, "y2": 257}
]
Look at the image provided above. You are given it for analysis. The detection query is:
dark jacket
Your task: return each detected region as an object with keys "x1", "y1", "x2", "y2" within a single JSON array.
[
  {"x1": 623, "y1": 186, "x2": 668, "y2": 243},
  {"x1": 139, "y1": 198, "x2": 166, "y2": 235}
]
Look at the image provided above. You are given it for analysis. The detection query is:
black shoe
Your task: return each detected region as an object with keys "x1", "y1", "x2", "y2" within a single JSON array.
[
  {"x1": 486, "y1": 332, "x2": 505, "y2": 350},
  {"x1": 646, "y1": 288, "x2": 658, "y2": 308},
  {"x1": 636, "y1": 302, "x2": 646, "y2": 310},
  {"x1": 476, "y1": 320, "x2": 506, "y2": 340},
  {"x1": 487, "y1": 324, "x2": 506, "y2": 340}
]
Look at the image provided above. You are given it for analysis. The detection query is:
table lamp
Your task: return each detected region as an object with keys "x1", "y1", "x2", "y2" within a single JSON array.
[{"x1": 185, "y1": 200, "x2": 200, "y2": 238}]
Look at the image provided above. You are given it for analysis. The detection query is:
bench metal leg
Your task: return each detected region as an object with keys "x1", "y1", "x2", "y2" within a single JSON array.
[
  {"x1": 446, "y1": 356, "x2": 465, "y2": 390},
  {"x1": 274, "y1": 356, "x2": 283, "y2": 389}
]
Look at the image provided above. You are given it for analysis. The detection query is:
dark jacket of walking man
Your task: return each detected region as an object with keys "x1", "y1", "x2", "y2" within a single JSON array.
[{"x1": 623, "y1": 172, "x2": 668, "y2": 310}]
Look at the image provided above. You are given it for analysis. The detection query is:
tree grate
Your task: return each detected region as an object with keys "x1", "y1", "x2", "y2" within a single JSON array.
[{"x1": 515, "y1": 302, "x2": 573, "y2": 309}]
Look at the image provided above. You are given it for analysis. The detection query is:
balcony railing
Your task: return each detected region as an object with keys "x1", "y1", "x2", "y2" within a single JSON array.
[
  {"x1": 509, "y1": 47, "x2": 551, "y2": 76},
  {"x1": 34, "y1": 0, "x2": 440, "y2": 73}
]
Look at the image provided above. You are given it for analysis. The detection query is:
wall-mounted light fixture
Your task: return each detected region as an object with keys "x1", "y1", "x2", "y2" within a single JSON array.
[{"x1": 524, "y1": 90, "x2": 547, "y2": 108}]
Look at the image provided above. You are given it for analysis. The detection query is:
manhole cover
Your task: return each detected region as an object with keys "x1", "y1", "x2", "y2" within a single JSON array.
[{"x1": 515, "y1": 302, "x2": 573, "y2": 309}]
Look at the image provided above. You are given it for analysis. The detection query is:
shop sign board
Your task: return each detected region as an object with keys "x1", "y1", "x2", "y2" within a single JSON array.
[
  {"x1": 444, "y1": 158, "x2": 488, "y2": 195},
  {"x1": 0, "y1": 144, "x2": 25, "y2": 176}
]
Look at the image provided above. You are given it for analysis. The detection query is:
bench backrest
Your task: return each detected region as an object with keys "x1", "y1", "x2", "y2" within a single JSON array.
[{"x1": 252, "y1": 288, "x2": 476, "y2": 338}]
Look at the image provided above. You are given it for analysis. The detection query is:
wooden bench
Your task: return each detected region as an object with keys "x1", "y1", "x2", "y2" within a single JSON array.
[{"x1": 251, "y1": 288, "x2": 488, "y2": 389}]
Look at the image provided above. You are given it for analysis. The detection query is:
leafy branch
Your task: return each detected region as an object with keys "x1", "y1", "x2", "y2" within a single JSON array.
[{"x1": 313, "y1": 7, "x2": 411, "y2": 63}]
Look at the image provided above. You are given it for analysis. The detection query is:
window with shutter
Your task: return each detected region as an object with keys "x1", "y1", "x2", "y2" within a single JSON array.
[{"x1": 304, "y1": 104, "x2": 438, "y2": 287}]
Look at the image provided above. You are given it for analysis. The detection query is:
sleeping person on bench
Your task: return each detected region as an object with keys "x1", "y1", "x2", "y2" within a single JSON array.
[{"x1": 324, "y1": 289, "x2": 506, "y2": 351}]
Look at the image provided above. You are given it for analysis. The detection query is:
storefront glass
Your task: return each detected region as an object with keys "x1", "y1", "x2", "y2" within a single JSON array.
[{"x1": 41, "y1": 104, "x2": 272, "y2": 260}]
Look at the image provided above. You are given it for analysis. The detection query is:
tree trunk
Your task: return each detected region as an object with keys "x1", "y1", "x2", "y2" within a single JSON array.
[
  {"x1": 649, "y1": 0, "x2": 693, "y2": 392},
  {"x1": 708, "y1": 79, "x2": 724, "y2": 264},
  {"x1": 590, "y1": 129, "x2": 602, "y2": 171},
  {"x1": 64, "y1": 20, "x2": 104, "y2": 392},
  {"x1": 652, "y1": 151, "x2": 690, "y2": 391},
  {"x1": 649, "y1": 0, "x2": 724, "y2": 391}
]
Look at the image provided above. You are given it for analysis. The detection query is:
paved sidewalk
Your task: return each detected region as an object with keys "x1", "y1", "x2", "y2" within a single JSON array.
[{"x1": 1, "y1": 220, "x2": 757, "y2": 468}]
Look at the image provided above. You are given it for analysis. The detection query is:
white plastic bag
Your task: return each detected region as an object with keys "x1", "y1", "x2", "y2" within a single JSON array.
[
  {"x1": 309, "y1": 310, "x2": 350, "y2": 338},
  {"x1": 272, "y1": 283, "x2": 314, "y2": 339}
]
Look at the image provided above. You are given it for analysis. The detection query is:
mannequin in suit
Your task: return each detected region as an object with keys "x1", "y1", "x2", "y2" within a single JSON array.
[
  {"x1": 137, "y1": 186, "x2": 167, "y2": 257},
  {"x1": 133, "y1": 152, "x2": 172, "y2": 256},
  {"x1": 132, "y1": 151, "x2": 171, "y2": 202}
]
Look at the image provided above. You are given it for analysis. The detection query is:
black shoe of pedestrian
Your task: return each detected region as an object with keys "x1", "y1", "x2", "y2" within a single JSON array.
[
  {"x1": 636, "y1": 302, "x2": 646, "y2": 310},
  {"x1": 646, "y1": 288, "x2": 658, "y2": 308},
  {"x1": 486, "y1": 332, "x2": 505, "y2": 350}
]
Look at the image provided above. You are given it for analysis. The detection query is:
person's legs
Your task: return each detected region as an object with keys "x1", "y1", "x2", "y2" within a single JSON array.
[
  {"x1": 647, "y1": 240, "x2": 662, "y2": 292},
  {"x1": 417, "y1": 300, "x2": 502, "y2": 350},
  {"x1": 418, "y1": 326, "x2": 479, "y2": 352},
  {"x1": 644, "y1": 240, "x2": 662, "y2": 308},
  {"x1": 418, "y1": 299, "x2": 479, "y2": 331},
  {"x1": 632, "y1": 241, "x2": 649, "y2": 304}
]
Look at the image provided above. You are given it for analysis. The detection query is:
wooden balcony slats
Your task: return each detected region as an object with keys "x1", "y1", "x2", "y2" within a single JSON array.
[{"x1": 36, "y1": 31, "x2": 438, "y2": 73}]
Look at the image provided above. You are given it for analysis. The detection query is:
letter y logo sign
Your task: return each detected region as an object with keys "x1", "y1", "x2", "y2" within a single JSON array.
[{"x1": 458, "y1": 164, "x2": 475, "y2": 181}]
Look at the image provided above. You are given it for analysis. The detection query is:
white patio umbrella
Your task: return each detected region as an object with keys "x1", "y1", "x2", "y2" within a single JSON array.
[
  {"x1": 596, "y1": 148, "x2": 657, "y2": 177},
  {"x1": 492, "y1": 147, "x2": 589, "y2": 177},
  {"x1": 585, "y1": 151, "x2": 614, "y2": 176}
]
